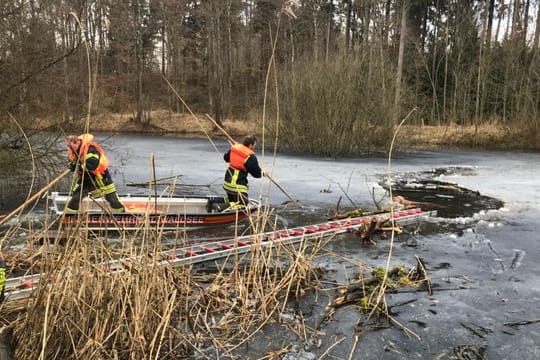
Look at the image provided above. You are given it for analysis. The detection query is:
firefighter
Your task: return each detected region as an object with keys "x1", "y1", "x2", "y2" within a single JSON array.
[
  {"x1": 65, "y1": 134, "x2": 124, "y2": 213},
  {"x1": 222, "y1": 134, "x2": 265, "y2": 207}
]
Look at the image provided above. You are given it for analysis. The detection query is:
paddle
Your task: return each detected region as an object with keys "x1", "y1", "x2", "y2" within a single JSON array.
[
  {"x1": 0, "y1": 169, "x2": 70, "y2": 227},
  {"x1": 204, "y1": 114, "x2": 304, "y2": 209}
]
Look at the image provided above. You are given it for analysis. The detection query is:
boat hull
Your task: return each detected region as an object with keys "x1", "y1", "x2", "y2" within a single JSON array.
[{"x1": 49, "y1": 192, "x2": 260, "y2": 230}]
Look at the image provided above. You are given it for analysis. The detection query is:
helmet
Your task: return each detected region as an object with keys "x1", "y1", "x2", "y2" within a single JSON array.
[{"x1": 78, "y1": 133, "x2": 94, "y2": 142}]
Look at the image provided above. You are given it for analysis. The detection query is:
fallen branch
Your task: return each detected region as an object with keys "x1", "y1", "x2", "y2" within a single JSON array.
[
  {"x1": 504, "y1": 319, "x2": 540, "y2": 329},
  {"x1": 125, "y1": 174, "x2": 183, "y2": 186}
]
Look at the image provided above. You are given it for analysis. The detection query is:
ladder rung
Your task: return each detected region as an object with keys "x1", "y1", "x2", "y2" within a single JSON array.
[{"x1": 18, "y1": 280, "x2": 34, "y2": 289}]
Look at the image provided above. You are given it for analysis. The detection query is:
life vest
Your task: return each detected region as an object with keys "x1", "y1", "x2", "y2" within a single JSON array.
[
  {"x1": 67, "y1": 133, "x2": 109, "y2": 176},
  {"x1": 229, "y1": 143, "x2": 254, "y2": 171}
]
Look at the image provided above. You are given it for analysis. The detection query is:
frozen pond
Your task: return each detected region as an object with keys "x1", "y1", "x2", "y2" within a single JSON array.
[
  {"x1": 104, "y1": 134, "x2": 540, "y2": 359},
  {"x1": 4, "y1": 133, "x2": 540, "y2": 359}
]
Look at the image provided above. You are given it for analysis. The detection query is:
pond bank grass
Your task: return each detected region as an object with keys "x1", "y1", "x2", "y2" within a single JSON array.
[{"x1": 1, "y1": 202, "x2": 326, "y2": 359}]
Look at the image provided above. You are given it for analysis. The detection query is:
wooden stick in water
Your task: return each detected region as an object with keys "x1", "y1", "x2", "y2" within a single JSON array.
[{"x1": 265, "y1": 173, "x2": 304, "y2": 209}]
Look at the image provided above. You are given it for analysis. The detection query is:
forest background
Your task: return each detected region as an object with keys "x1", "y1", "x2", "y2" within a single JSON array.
[{"x1": 1, "y1": 0, "x2": 540, "y2": 167}]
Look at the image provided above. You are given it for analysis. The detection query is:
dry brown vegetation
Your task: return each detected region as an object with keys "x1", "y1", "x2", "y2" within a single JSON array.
[
  {"x1": 1, "y1": 206, "x2": 323, "y2": 359},
  {"x1": 400, "y1": 123, "x2": 532, "y2": 150},
  {"x1": 0, "y1": 198, "x2": 433, "y2": 359},
  {"x1": 27, "y1": 111, "x2": 530, "y2": 151},
  {"x1": 28, "y1": 111, "x2": 262, "y2": 140}
]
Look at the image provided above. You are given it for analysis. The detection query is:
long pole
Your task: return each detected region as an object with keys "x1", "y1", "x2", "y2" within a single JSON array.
[
  {"x1": 204, "y1": 114, "x2": 303, "y2": 209},
  {"x1": 265, "y1": 173, "x2": 303, "y2": 208},
  {"x1": 204, "y1": 114, "x2": 235, "y2": 144},
  {"x1": 0, "y1": 169, "x2": 70, "y2": 227}
]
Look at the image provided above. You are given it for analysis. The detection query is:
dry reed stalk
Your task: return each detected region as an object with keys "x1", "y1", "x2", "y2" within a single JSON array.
[
  {"x1": 8, "y1": 227, "x2": 190, "y2": 359},
  {"x1": 170, "y1": 211, "x2": 325, "y2": 354},
  {"x1": 256, "y1": 347, "x2": 290, "y2": 360},
  {"x1": 354, "y1": 108, "x2": 421, "y2": 340},
  {"x1": 2, "y1": 221, "x2": 324, "y2": 359},
  {"x1": 319, "y1": 336, "x2": 346, "y2": 359},
  {"x1": 1, "y1": 171, "x2": 325, "y2": 360}
]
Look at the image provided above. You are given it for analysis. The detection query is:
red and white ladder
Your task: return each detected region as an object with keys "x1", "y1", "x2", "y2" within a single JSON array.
[{"x1": 3, "y1": 208, "x2": 434, "y2": 302}]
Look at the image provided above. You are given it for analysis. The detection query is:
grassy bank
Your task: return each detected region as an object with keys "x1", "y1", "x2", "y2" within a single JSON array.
[
  {"x1": 30, "y1": 112, "x2": 536, "y2": 153},
  {"x1": 3, "y1": 110, "x2": 534, "y2": 157}
]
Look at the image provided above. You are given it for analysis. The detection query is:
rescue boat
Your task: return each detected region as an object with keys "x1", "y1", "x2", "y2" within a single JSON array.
[{"x1": 48, "y1": 191, "x2": 260, "y2": 231}]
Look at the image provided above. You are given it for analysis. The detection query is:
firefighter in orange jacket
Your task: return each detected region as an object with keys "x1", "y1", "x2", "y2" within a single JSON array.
[
  {"x1": 65, "y1": 134, "x2": 124, "y2": 213},
  {"x1": 223, "y1": 135, "x2": 265, "y2": 206}
]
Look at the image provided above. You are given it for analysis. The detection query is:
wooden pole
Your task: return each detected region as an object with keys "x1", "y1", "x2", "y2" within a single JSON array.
[
  {"x1": 0, "y1": 169, "x2": 70, "y2": 227},
  {"x1": 161, "y1": 74, "x2": 223, "y2": 157},
  {"x1": 265, "y1": 173, "x2": 304, "y2": 209},
  {"x1": 204, "y1": 114, "x2": 235, "y2": 144},
  {"x1": 204, "y1": 113, "x2": 303, "y2": 209}
]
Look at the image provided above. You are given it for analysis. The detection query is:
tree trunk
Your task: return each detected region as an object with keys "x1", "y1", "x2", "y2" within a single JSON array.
[
  {"x1": 511, "y1": 0, "x2": 522, "y2": 40},
  {"x1": 345, "y1": 0, "x2": 352, "y2": 52},
  {"x1": 134, "y1": 0, "x2": 144, "y2": 124},
  {"x1": 523, "y1": 0, "x2": 530, "y2": 45},
  {"x1": 313, "y1": 8, "x2": 319, "y2": 61},
  {"x1": 394, "y1": 0, "x2": 408, "y2": 124},
  {"x1": 534, "y1": 1, "x2": 540, "y2": 50}
]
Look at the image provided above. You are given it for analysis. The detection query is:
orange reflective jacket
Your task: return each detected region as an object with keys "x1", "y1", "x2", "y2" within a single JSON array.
[
  {"x1": 229, "y1": 143, "x2": 254, "y2": 171},
  {"x1": 67, "y1": 134, "x2": 109, "y2": 176}
]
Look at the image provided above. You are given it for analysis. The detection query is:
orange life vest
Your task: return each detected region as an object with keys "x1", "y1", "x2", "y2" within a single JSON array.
[
  {"x1": 229, "y1": 143, "x2": 254, "y2": 171},
  {"x1": 67, "y1": 134, "x2": 109, "y2": 176}
]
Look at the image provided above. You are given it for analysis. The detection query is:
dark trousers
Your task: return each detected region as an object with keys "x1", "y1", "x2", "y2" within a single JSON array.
[
  {"x1": 67, "y1": 171, "x2": 124, "y2": 212},
  {"x1": 225, "y1": 190, "x2": 249, "y2": 206}
]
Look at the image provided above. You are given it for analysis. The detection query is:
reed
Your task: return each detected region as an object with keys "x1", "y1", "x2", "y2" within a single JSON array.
[{"x1": 0, "y1": 196, "x2": 328, "y2": 359}]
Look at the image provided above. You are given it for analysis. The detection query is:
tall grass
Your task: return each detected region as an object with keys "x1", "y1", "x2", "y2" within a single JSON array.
[{"x1": 2, "y1": 205, "x2": 325, "y2": 359}]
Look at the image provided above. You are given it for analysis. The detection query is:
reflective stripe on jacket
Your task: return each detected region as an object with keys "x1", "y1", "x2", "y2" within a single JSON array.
[
  {"x1": 0, "y1": 258, "x2": 6, "y2": 301},
  {"x1": 223, "y1": 168, "x2": 249, "y2": 193}
]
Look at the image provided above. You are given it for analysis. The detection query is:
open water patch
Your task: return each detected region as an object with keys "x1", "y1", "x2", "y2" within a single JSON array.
[{"x1": 377, "y1": 166, "x2": 504, "y2": 219}]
